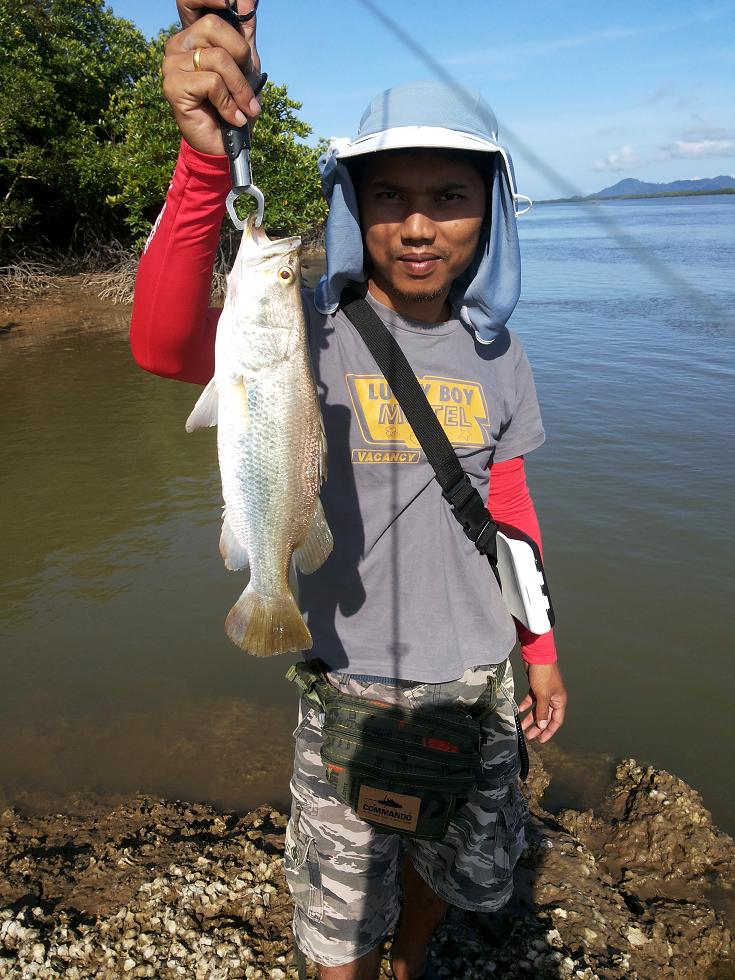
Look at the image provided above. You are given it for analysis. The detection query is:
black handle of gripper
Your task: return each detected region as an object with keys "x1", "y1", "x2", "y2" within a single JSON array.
[
  {"x1": 220, "y1": 119, "x2": 251, "y2": 162},
  {"x1": 213, "y1": 3, "x2": 267, "y2": 176}
]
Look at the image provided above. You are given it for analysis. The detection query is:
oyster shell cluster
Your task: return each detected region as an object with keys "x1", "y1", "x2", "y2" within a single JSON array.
[{"x1": 1, "y1": 754, "x2": 734, "y2": 979}]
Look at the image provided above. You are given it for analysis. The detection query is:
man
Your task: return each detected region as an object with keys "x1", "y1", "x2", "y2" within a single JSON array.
[{"x1": 131, "y1": 4, "x2": 568, "y2": 979}]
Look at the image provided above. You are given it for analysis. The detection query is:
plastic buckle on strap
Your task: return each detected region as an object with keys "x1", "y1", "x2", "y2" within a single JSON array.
[
  {"x1": 475, "y1": 521, "x2": 498, "y2": 558},
  {"x1": 442, "y1": 476, "x2": 498, "y2": 558},
  {"x1": 285, "y1": 662, "x2": 326, "y2": 710}
]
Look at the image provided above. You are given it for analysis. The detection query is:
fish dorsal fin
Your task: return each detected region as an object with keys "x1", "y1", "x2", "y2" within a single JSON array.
[{"x1": 185, "y1": 378, "x2": 219, "y2": 432}]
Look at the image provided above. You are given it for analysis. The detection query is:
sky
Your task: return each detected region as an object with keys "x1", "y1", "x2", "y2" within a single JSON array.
[{"x1": 109, "y1": 0, "x2": 735, "y2": 200}]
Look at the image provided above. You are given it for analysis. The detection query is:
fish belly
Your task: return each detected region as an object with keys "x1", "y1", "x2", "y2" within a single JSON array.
[{"x1": 217, "y1": 354, "x2": 322, "y2": 654}]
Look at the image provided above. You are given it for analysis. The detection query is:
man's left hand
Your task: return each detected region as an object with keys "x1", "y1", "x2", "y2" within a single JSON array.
[{"x1": 518, "y1": 662, "x2": 567, "y2": 743}]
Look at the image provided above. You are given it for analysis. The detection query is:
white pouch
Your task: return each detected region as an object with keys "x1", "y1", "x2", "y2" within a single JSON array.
[{"x1": 495, "y1": 529, "x2": 555, "y2": 635}]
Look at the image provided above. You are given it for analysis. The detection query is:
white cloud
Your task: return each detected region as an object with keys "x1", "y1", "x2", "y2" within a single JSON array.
[
  {"x1": 445, "y1": 5, "x2": 735, "y2": 71},
  {"x1": 443, "y1": 29, "x2": 638, "y2": 68},
  {"x1": 591, "y1": 145, "x2": 641, "y2": 172},
  {"x1": 659, "y1": 126, "x2": 735, "y2": 159},
  {"x1": 660, "y1": 139, "x2": 735, "y2": 159},
  {"x1": 681, "y1": 124, "x2": 732, "y2": 141}
]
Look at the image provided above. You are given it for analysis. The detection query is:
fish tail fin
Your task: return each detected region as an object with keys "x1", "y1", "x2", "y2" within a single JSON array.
[{"x1": 225, "y1": 585, "x2": 312, "y2": 657}]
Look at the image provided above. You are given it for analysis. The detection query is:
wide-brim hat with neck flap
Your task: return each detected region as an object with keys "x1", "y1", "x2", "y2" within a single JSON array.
[{"x1": 315, "y1": 79, "x2": 532, "y2": 344}]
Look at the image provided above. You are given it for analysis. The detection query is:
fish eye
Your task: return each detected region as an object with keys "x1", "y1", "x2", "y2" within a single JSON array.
[{"x1": 278, "y1": 267, "x2": 294, "y2": 284}]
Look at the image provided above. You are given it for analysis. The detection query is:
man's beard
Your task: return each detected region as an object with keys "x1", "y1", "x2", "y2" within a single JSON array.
[{"x1": 391, "y1": 284, "x2": 447, "y2": 305}]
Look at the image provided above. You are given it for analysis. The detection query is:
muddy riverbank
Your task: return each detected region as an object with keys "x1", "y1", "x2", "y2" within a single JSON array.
[
  {"x1": 1, "y1": 750, "x2": 733, "y2": 980},
  {"x1": 0, "y1": 279, "x2": 131, "y2": 349},
  {"x1": 0, "y1": 250, "x2": 326, "y2": 350}
]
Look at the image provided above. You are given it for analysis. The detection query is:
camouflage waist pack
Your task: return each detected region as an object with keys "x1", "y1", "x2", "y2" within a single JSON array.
[{"x1": 286, "y1": 660, "x2": 502, "y2": 842}]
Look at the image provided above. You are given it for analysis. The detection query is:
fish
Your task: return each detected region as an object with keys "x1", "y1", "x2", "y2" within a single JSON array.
[{"x1": 185, "y1": 216, "x2": 332, "y2": 656}]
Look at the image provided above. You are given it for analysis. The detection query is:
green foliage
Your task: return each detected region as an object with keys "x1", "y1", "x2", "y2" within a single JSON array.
[
  {"x1": 247, "y1": 84, "x2": 328, "y2": 236},
  {"x1": 0, "y1": 0, "x2": 149, "y2": 246},
  {"x1": 0, "y1": 0, "x2": 326, "y2": 255},
  {"x1": 106, "y1": 43, "x2": 327, "y2": 246},
  {"x1": 104, "y1": 28, "x2": 182, "y2": 244}
]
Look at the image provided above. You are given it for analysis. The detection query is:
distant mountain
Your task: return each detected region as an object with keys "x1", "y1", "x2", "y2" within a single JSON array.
[{"x1": 593, "y1": 175, "x2": 735, "y2": 198}]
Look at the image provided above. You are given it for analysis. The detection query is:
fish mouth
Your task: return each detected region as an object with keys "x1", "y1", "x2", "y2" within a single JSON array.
[{"x1": 244, "y1": 214, "x2": 301, "y2": 257}]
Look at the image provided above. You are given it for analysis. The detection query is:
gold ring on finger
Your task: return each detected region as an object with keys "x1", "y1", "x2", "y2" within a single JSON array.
[{"x1": 192, "y1": 47, "x2": 204, "y2": 72}]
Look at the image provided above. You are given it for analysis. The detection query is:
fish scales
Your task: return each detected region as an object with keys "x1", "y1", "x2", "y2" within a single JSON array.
[
  {"x1": 220, "y1": 332, "x2": 319, "y2": 592},
  {"x1": 186, "y1": 217, "x2": 332, "y2": 656}
]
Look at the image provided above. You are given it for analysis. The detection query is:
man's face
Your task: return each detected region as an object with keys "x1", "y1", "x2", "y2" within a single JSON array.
[{"x1": 356, "y1": 150, "x2": 487, "y2": 318}]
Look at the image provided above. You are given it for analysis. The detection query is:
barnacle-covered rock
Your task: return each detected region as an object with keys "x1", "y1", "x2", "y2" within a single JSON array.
[{"x1": 0, "y1": 760, "x2": 732, "y2": 979}]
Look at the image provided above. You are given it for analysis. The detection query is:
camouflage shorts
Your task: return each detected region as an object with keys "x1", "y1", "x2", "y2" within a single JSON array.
[{"x1": 284, "y1": 659, "x2": 526, "y2": 968}]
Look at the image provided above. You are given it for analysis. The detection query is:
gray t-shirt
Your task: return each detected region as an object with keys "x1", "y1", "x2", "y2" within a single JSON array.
[{"x1": 298, "y1": 288, "x2": 545, "y2": 683}]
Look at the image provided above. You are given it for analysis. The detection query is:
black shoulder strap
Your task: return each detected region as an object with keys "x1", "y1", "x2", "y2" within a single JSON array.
[{"x1": 340, "y1": 287, "x2": 500, "y2": 582}]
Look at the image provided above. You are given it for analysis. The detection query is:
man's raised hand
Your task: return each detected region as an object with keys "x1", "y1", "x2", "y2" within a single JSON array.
[{"x1": 162, "y1": 0, "x2": 261, "y2": 155}]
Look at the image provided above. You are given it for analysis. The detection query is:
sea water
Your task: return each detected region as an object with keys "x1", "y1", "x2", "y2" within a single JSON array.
[{"x1": 0, "y1": 195, "x2": 733, "y2": 830}]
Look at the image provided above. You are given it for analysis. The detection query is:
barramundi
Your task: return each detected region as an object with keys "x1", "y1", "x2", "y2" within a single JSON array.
[{"x1": 186, "y1": 216, "x2": 332, "y2": 656}]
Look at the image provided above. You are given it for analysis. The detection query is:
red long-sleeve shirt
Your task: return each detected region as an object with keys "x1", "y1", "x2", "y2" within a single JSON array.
[{"x1": 130, "y1": 140, "x2": 557, "y2": 665}]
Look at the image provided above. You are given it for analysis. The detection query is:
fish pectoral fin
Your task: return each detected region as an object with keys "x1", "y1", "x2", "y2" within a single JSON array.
[
  {"x1": 228, "y1": 374, "x2": 250, "y2": 432},
  {"x1": 319, "y1": 412, "x2": 328, "y2": 485},
  {"x1": 294, "y1": 497, "x2": 333, "y2": 574},
  {"x1": 219, "y1": 507, "x2": 249, "y2": 572},
  {"x1": 225, "y1": 585, "x2": 312, "y2": 656},
  {"x1": 185, "y1": 378, "x2": 219, "y2": 432}
]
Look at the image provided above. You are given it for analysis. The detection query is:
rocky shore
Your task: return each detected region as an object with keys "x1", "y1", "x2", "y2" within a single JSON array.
[{"x1": 1, "y1": 751, "x2": 733, "y2": 980}]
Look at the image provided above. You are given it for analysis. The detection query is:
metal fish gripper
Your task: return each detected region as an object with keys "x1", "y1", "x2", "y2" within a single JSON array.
[{"x1": 215, "y1": 0, "x2": 267, "y2": 228}]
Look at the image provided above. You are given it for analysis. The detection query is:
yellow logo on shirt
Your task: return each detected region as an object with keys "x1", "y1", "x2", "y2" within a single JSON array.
[{"x1": 346, "y1": 374, "x2": 489, "y2": 462}]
